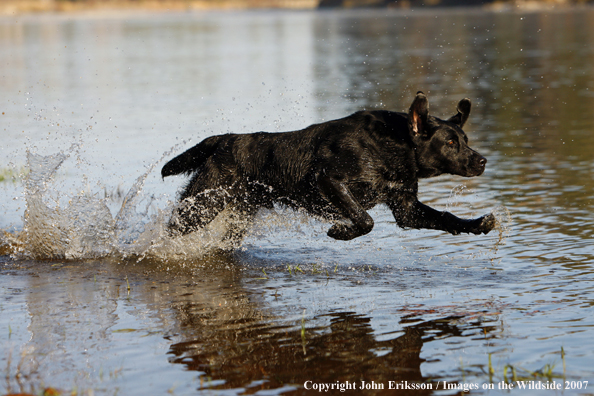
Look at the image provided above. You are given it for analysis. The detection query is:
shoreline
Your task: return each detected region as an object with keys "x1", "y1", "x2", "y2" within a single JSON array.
[
  {"x1": 4, "y1": 0, "x2": 319, "y2": 16},
  {"x1": 0, "y1": 0, "x2": 585, "y2": 16}
]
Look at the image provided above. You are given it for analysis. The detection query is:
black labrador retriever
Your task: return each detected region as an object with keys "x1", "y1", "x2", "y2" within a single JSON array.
[{"x1": 162, "y1": 92, "x2": 496, "y2": 242}]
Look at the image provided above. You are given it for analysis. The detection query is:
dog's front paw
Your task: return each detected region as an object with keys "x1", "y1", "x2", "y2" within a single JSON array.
[{"x1": 472, "y1": 213, "x2": 497, "y2": 235}]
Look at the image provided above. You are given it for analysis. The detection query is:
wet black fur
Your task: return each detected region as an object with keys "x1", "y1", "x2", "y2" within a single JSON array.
[{"x1": 162, "y1": 92, "x2": 496, "y2": 242}]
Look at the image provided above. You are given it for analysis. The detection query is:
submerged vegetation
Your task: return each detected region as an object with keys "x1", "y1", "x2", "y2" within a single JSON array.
[{"x1": 485, "y1": 348, "x2": 567, "y2": 384}]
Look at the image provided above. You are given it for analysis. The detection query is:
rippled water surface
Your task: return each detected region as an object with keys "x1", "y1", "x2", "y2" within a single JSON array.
[{"x1": 1, "y1": 7, "x2": 594, "y2": 395}]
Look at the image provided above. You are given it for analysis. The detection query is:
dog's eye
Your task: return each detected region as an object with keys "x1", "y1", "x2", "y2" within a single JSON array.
[{"x1": 447, "y1": 140, "x2": 455, "y2": 146}]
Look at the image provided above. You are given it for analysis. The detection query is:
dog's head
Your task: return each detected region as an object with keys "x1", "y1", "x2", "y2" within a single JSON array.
[{"x1": 408, "y1": 91, "x2": 487, "y2": 178}]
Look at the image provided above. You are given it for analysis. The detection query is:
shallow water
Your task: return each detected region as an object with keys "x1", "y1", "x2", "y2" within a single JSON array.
[{"x1": 1, "y1": 7, "x2": 594, "y2": 395}]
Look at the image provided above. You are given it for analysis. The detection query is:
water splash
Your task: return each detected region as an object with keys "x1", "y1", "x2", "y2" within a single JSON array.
[
  {"x1": 489, "y1": 205, "x2": 512, "y2": 259},
  {"x1": 445, "y1": 184, "x2": 468, "y2": 211},
  {"x1": 19, "y1": 151, "x2": 116, "y2": 260},
  {"x1": 1, "y1": 146, "x2": 249, "y2": 262}
]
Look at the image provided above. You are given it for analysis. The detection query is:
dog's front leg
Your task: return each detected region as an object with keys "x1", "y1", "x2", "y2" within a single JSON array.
[
  {"x1": 388, "y1": 194, "x2": 495, "y2": 235},
  {"x1": 318, "y1": 176, "x2": 374, "y2": 240}
]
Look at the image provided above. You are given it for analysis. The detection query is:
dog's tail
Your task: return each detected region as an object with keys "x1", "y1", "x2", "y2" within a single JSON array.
[{"x1": 161, "y1": 136, "x2": 222, "y2": 178}]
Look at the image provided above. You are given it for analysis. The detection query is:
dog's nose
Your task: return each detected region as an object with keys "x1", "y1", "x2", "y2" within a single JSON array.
[{"x1": 479, "y1": 157, "x2": 487, "y2": 166}]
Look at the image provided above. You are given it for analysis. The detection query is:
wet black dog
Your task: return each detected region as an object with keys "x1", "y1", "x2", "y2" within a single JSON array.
[{"x1": 162, "y1": 92, "x2": 495, "y2": 242}]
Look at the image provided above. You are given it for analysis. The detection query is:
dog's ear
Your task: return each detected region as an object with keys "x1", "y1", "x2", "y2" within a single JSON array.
[
  {"x1": 447, "y1": 98, "x2": 471, "y2": 128},
  {"x1": 408, "y1": 91, "x2": 429, "y2": 136}
]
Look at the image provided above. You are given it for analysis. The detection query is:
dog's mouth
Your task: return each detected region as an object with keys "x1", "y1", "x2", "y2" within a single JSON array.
[{"x1": 470, "y1": 167, "x2": 485, "y2": 177}]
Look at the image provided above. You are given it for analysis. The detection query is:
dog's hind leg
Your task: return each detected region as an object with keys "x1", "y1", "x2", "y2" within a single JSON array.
[
  {"x1": 219, "y1": 184, "x2": 272, "y2": 247},
  {"x1": 219, "y1": 202, "x2": 260, "y2": 248},
  {"x1": 318, "y1": 176, "x2": 374, "y2": 241},
  {"x1": 168, "y1": 188, "x2": 229, "y2": 236}
]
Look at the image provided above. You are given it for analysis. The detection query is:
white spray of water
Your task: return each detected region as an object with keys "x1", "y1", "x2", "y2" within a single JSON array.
[
  {"x1": 20, "y1": 151, "x2": 116, "y2": 260},
  {"x1": 6, "y1": 146, "x2": 252, "y2": 262}
]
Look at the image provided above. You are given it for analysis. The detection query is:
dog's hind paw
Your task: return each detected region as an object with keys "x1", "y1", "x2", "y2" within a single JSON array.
[
  {"x1": 328, "y1": 224, "x2": 357, "y2": 241},
  {"x1": 328, "y1": 223, "x2": 374, "y2": 241}
]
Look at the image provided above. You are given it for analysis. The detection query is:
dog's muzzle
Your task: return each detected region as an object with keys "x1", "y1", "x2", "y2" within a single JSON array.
[{"x1": 470, "y1": 154, "x2": 487, "y2": 176}]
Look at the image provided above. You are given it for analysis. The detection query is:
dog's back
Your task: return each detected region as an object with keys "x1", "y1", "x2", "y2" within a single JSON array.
[{"x1": 162, "y1": 113, "x2": 389, "y2": 195}]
